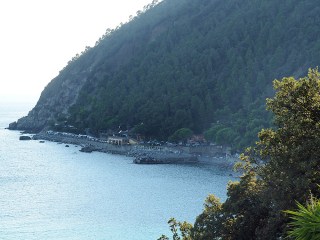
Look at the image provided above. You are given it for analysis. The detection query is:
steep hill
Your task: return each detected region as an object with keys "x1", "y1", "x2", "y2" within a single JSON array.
[{"x1": 11, "y1": 0, "x2": 320, "y2": 149}]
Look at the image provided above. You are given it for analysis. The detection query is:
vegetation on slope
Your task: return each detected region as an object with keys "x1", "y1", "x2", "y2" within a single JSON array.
[
  {"x1": 56, "y1": 0, "x2": 320, "y2": 150},
  {"x1": 159, "y1": 69, "x2": 320, "y2": 239}
]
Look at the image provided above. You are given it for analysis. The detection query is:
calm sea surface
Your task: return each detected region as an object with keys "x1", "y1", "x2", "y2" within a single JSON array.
[{"x1": 0, "y1": 102, "x2": 234, "y2": 240}]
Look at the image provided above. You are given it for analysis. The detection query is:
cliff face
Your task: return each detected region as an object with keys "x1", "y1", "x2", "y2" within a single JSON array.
[{"x1": 9, "y1": 66, "x2": 91, "y2": 131}]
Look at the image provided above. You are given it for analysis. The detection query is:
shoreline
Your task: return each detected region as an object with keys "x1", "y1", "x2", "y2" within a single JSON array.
[
  {"x1": 28, "y1": 131, "x2": 236, "y2": 167},
  {"x1": 31, "y1": 131, "x2": 198, "y2": 164}
]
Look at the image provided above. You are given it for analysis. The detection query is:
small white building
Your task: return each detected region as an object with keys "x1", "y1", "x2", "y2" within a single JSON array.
[{"x1": 107, "y1": 136, "x2": 129, "y2": 145}]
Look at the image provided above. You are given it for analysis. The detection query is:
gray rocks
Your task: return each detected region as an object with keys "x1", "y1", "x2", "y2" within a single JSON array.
[
  {"x1": 8, "y1": 121, "x2": 17, "y2": 130},
  {"x1": 31, "y1": 131, "x2": 234, "y2": 165},
  {"x1": 9, "y1": 69, "x2": 91, "y2": 132},
  {"x1": 79, "y1": 146, "x2": 96, "y2": 153},
  {"x1": 130, "y1": 146, "x2": 198, "y2": 164},
  {"x1": 19, "y1": 136, "x2": 32, "y2": 140},
  {"x1": 133, "y1": 155, "x2": 198, "y2": 164},
  {"x1": 133, "y1": 156, "x2": 163, "y2": 164}
]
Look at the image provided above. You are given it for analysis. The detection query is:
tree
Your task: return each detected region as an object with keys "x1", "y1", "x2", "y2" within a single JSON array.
[
  {"x1": 192, "y1": 195, "x2": 224, "y2": 240},
  {"x1": 168, "y1": 128, "x2": 193, "y2": 143},
  {"x1": 203, "y1": 124, "x2": 224, "y2": 143},
  {"x1": 258, "y1": 68, "x2": 320, "y2": 203},
  {"x1": 235, "y1": 68, "x2": 320, "y2": 237},
  {"x1": 215, "y1": 127, "x2": 239, "y2": 147},
  {"x1": 161, "y1": 68, "x2": 320, "y2": 239},
  {"x1": 158, "y1": 218, "x2": 193, "y2": 240}
]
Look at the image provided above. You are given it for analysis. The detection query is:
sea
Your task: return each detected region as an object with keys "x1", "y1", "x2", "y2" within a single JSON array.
[{"x1": 0, "y1": 102, "x2": 235, "y2": 240}]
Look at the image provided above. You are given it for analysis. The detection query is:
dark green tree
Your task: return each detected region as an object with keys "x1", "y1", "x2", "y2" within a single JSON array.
[
  {"x1": 161, "y1": 68, "x2": 320, "y2": 239},
  {"x1": 168, "y1": 128, "x2": 193, "y2": 143},
  {"x1": 230, "y1": 68, "x2": 320, "y2": 238}
]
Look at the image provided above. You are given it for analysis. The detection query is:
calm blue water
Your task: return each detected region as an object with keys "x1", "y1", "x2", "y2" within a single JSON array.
[{"x1": 0, "y1": 103, "x2": 234, "y2": 240}]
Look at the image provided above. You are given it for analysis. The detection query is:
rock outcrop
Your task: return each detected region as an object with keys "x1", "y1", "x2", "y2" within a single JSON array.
[
  {"x1": 8, "y1": 64, "x2": 92, "y2": 131},
  {"x1": 19, "y1": 135, "x2": 32, "y2": 140}
]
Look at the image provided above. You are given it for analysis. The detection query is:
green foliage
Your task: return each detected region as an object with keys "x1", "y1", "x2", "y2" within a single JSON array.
[
  {"x1": 192, "y1": 195, "x2": 223, "y2": 239},
  {"x1": 285, "y1": 196, "x2": 320, "y2": 240},
  {"x1": 256, "y1": 69, "x2": 320, "y2": 208},
  {"x1": 158, "y1": 218, "x2": 193, "y2": 240},
  {"x1": 203, "y1": 124, "x2": 224, "y2": 142},
  {"x1": 168, "y1": 128, "x2": 193, "y2": 143},
  {"x1": 222, "y1": 171, "x2": 268, "y2": 239},
  {"x1": 232, "y1": 68, "x2": 320, "y2": 238},
  {"x1": 161, "y1": 69, "x2": 320, "y2": 239},
  {"x1": 57, "y1": 0, "x2": 320, "y2": 149},
  {"x1": 215, "y1": 128, "x2": 239, "y2": 147},
  {"x1": 204, "y1": 124, "x2": 241, "y2": 148},
  {"x1": 158, "y1": 235, "x2": 169, "y2": 240}
]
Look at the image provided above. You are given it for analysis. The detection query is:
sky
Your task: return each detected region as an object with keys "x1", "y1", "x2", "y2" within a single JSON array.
[{"x1": 0, "y1": 0, "x2": 155, "y2": 104}]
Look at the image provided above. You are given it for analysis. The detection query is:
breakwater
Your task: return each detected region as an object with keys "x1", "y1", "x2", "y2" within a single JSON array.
[{"x1": 32, "y1": 132, "x2": 197, "y2": 164}]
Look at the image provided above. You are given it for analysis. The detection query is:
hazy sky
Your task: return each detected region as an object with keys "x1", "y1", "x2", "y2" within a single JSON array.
[{"x1": 0, "y1": 0, "x2": 154, "y2": 104}]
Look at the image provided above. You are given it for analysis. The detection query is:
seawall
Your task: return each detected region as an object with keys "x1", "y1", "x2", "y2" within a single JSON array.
[{"x1": 32, "y1": 132, "x2": 201, "y2": 164}]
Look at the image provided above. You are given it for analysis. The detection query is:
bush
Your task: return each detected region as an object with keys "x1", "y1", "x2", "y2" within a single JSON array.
[{"x1": 285, "y1": 196, "x2": 320, "y2": 240}]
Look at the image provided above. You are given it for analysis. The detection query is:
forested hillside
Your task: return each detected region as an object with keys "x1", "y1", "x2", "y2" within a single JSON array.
[{"x1": 13, "y1": 0, "x2": 320, "y2": 150}]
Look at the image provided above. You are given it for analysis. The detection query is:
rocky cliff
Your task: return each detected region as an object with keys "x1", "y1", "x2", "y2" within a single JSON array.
[{"x1": 9, "y1": 65, "x2": 91, "y2": 131}]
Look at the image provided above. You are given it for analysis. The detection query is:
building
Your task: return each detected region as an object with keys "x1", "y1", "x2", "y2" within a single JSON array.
[{"x1": 107, "y1": 136, "x2": 129, "y2": 145}]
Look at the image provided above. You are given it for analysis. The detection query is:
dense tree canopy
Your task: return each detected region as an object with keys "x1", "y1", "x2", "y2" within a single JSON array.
[
  {"x1": 168, "y1": 128, "x2": 193, "y2": 143},
  {"x1": 161, "y1": 69, "x2": 320, "y2": 239},
  {"x1": 52, "y1": 0, "x2": 320, "y2": 150}
]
